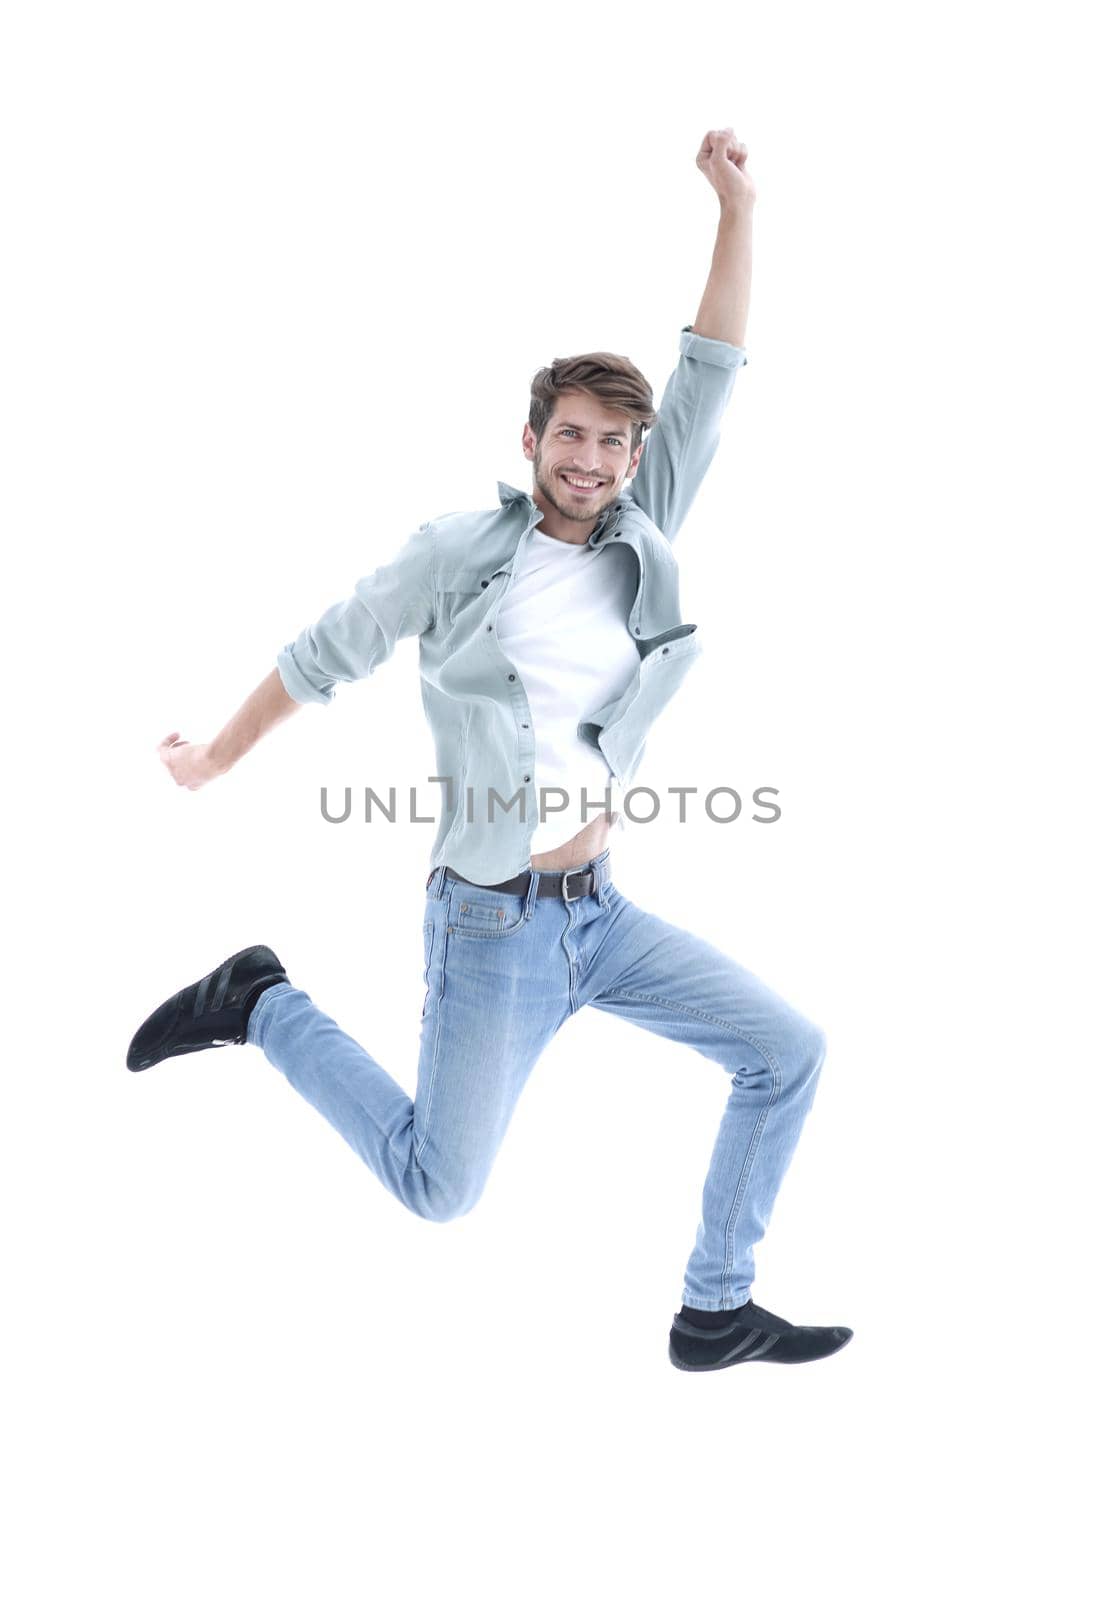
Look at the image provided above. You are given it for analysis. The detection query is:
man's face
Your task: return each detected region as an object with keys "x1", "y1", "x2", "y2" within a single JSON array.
[{"x1": 522, "y1": 389, "x2": 644, "y2": 527}]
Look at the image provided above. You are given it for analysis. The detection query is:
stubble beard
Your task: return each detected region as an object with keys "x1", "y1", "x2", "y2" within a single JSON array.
[{"x1": 533, "y1": 449, "x2": 614, "y2": 525}]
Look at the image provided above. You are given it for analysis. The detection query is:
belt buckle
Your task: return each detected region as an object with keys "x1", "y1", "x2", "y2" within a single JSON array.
[{"x1": 561, "y1": 868, "x2": 581, "y2": 903}]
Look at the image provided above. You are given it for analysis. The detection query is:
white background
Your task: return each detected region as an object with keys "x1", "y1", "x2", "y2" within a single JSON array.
[{"x1": 3, "y1": 1, "x2": 1091, "y2": 1594}]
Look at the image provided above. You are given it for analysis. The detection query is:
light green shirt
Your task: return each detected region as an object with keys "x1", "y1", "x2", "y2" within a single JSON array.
[{"x1": 277, "y1": 325, "x2": 748, "y2": 883}]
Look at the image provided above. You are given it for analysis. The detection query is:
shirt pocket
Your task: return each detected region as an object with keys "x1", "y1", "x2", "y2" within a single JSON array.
[
  {"x1": 443, "y1": 562, "x2": 512, "y2": 603},
  {"x1": 436, "y1": 567, "x2": 505, "y2": 642}
]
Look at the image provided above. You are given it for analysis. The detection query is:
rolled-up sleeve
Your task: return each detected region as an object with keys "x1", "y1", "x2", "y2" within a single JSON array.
[
  {"x1": 277, "y1": 520, "x2": 436, "y2": 705},
  {"x1": 627, "y1": 326, "x2": 748, "y2": 544}
]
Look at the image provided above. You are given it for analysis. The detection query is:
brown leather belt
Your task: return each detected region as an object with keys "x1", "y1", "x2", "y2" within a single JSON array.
[{"x1": 442, "y1": 856, "x2": 609, "y2": 902}]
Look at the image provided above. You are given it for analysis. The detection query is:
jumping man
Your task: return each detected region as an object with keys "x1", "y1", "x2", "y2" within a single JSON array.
[{"x1": 128, "y1": 128, "x2": 853, "y2": 1373}]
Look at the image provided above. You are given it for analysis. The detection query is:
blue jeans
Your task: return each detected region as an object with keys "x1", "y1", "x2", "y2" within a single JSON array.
[{"x1": 246, "y1": 847, "x2": 826, "y2": 1310}]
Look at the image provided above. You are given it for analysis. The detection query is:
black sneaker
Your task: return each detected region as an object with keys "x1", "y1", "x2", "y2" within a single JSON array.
[
  {"x1": 669, "y1": 1299, "x2": 853, "y2": 1371},
  {"x1": 126, "y1": 945, "x2": 287, "y2": 1072}
]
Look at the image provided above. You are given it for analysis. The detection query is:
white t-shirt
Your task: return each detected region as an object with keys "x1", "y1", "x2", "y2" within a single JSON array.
[{"x1": 495, "y1": 526, "x2": 639, "y2": 855}]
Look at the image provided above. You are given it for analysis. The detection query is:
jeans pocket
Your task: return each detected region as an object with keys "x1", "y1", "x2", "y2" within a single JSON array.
[{"x1": 450, "y1": 884, "x2": 529, "y2": 938}]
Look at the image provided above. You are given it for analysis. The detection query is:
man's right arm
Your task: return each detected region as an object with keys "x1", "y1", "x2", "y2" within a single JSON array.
[
  {"x1": 158, "y1": 519, "x2": 437, "y2": 790},
  {"x1": 159, "y1": 668, "x2": 301, "y2": 789}
]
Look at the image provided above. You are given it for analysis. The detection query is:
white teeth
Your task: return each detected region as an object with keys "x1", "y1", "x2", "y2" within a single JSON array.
[{"x1": 563, "y1": 474, "x2": 601, "y2": 489}]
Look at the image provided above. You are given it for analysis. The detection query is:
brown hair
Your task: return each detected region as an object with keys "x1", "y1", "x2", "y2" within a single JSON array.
[{"x1": 528, "y1": 351, "x2": 657, "y2": 456}]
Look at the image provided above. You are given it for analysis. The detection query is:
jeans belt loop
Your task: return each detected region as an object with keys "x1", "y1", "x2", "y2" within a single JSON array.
[{"x1": 526, "y1": 868, "x2": 540, "y2": 918}]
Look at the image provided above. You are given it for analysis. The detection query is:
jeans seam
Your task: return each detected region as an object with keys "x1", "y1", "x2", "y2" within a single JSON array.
[
  {"x1": 448, "y1": 914, "x2": 530, "y2": 939},
  {"x1": 597, "y1": 986, "x2": 779, "y2": 1063},
  {"x1": 415, "y1": 918, "x2": 449, "y2": 1167},
  {"x1": 597, "y1": 984, "x2": 783, "y2": 1304},
  {"x1": 421, "y1": 916, "x2": 436, "y2": 1018}
]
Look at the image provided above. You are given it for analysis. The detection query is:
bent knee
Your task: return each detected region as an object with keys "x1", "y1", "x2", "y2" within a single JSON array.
[
  {"x1": 804, "y1": 1019, "x2": 827, "y2": 1066},
  {"x1": 415, "y1": 1175, "x2": 484, "y2": 1224},
  {"x1": 794, "y1": 1018, "x2": 827, "y2": 1092}
]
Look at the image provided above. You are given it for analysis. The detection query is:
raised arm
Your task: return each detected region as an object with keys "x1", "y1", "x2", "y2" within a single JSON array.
[
  {"x1": 690, "y1": 127, "x2": 755, "y2": 346},
  {"x1": 626, "y1": 128, "x2": 756, "y2": 543},
  {"x1": 159, "y1": 519, "x2": 436, "y2": 790}
]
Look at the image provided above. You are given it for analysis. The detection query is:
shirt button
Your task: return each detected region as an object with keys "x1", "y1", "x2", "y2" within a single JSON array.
[
  {"x1": 634, "y1": 626, "x2": 641, "y2": 635},
  {"x1": 662, "y1": 646, "x2": 669, "y2": 654},
  {"x1": 508, "y1": 673, "x2": 516, "y2": 681},
  {"x1": 481, "y1": 580, "x2": 488, "y2": 588},
  {"x1": 524, "y1": 776, "x2": 530, "y2": 782}
]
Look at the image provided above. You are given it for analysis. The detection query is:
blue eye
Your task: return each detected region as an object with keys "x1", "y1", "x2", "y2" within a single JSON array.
[{"x1": 560, "y1": 428, "x2": 624, "y2": 445}]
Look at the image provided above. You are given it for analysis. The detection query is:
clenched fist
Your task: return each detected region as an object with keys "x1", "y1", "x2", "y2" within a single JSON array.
[
  {"x1": 696, "y1": 127, "x2": 755, "y2": 209},
  {"x1": 158, "y1": 732, "x2": 227, "y2": 791}
]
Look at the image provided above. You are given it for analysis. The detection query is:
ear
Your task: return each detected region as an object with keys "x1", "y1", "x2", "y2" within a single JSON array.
[
  {"x1": 521, "y1": 422, "x2": 537, "y2": 461},
  {"x1": 624, "y1": 441, "x2": 645, "y2": 481}
]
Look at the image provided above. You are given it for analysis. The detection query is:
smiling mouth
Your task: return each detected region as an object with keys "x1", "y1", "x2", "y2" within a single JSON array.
[{"x1": 560, "y1": 473, "x2": 605, "y2": 494}]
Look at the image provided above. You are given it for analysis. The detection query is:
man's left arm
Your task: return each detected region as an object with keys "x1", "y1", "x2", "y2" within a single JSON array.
[{"x1": 627, "y1": 128, "x2": 755, "y2": 543}]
